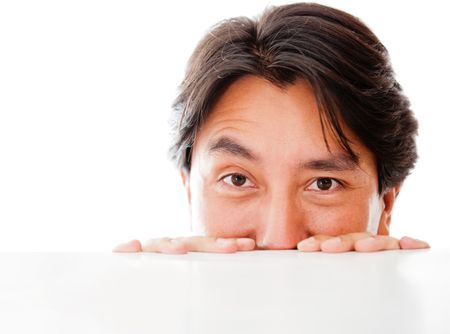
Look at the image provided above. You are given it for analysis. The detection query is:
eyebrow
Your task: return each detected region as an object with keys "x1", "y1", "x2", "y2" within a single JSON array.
[
  {"x1": 300, "y1": 155, "x2": 358, "y2": 171},
  {"x1": 208, "y1": 136, "x2": 260, "y2": 161},
  {"x1": 207, "y1": 135, "x2": 359, "y2": 171}
]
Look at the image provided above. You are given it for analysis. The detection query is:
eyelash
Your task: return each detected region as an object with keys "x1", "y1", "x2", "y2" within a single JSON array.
[
  {"x1": 220, "y1": 173, "x2": 344, "y2": 194},
  {"x1": 220, "y1": 173, "x2": 255, "y2": 189},
  {"x1": 306, "y1": 177, "x2": 343, "y2": 193}
]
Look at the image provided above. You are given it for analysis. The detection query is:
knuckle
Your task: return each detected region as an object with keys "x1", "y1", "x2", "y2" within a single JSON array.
[
  {"x1": 312, "y1": 234, "x2": 331, "y2": 242},
  {"x1": 157, "y1": 237, "x2": 171, "y2": 243},
  {"x1": 349, "y1": 232, "x2": 373, "y2": 239}
]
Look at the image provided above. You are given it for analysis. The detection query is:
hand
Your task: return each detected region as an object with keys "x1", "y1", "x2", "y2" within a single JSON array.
[
  {"x1": 297, "y1": 232, "x2": 430, "y2": 252},
  {"x1": 113, "y1": 236, "x2": 256, "y2": 254}
]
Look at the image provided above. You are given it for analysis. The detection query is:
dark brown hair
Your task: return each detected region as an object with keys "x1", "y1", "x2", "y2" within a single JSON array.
[{"x1": 168, "y1": 2, "x2": 418, "y2": 193}]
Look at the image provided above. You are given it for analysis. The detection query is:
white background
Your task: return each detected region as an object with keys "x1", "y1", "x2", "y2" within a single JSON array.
[{"x1": 0, "y1": 0, "x2": 448, "y2": 251}]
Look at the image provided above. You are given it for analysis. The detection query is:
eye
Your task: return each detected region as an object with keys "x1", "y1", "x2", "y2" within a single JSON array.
[
  {"x1": 221, "y1": 173, "x2": 255, "y2": 188},
  {"x1": 307, "y1": 177, "x2": 341, "y2": 192}
]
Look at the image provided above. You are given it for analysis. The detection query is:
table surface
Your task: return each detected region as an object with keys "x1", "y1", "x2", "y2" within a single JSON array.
[{"x1": 1, "y1": 248, "x2": 449, "y2": 334}]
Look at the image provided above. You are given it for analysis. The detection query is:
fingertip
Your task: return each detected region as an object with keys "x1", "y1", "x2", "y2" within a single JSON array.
[
  {"x1": 297, "y1": 237, "x2": 320, "y2": 252},
  {"x1": 399, "y1": 236, "x2": 430, "y2": 249},
  {"x1": 236, "y1": 238, "x2": 256, "y2": 251},
  {"x1": 161, "y1": 247, "x2": 189, "y2": 254},
  {"x1": 320, "y1": 237, "x2": 344, "y2": 253},
  {"x1": 164, "y1": 239, "x2": 189, "y2": 254},
  {"x1": 113, "y1": 239, "x2": 142, "y2": 252},
  {"x1": 354, "y1": 237, "x2": 381, "y2": 252},
  {"x1": 216, "y1": 238, "x2": 239, "y2": 253}
]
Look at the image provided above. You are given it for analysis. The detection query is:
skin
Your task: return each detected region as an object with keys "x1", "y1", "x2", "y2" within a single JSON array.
[{"x1": 114, "y1": 75, "x2": 430, "y2": 254}]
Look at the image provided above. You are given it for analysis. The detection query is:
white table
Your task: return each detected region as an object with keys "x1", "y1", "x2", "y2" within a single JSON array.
[{"x1": 1, "y1": 249, "x2": 449, "y2": 334}]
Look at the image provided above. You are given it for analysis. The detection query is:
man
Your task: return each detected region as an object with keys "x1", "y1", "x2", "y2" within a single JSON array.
[{"x1": 114, "y1": 2, "x2": 429, "y2": 253}]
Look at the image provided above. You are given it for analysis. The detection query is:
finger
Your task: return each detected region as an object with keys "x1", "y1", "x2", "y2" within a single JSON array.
[
  {"x1": 399, "y1": 236, "x2": 430, "y2": 250},
  {"x1": 236, "y1": 238, "x2": 256, "y2": 251},
  {"x1": 320, "y1": 232, "x2": 373, "y2": 253},
  {"x1": 182, "y1": 237, "x2": 256, "y2": 253},
  {"x1": 140, "y1": 236, "x2": 255, "y2": 254},
  {"x1": 354, "y1": 235, "x2": 400, "y2": 252},
  {"x1": 141, "y1": 237, "x2": 189, "y2": 254},
  {"x1": 113, "y1": 239, "x2": 143, "y2": 252},
  {"x1": 297, "y1": 234, "x2": 335, "y2": 252}
]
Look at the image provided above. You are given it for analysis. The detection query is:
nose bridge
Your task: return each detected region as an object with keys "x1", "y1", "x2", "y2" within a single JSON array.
[{"x1": 257, "y1": 185, "x2": 306, "y2": 250}]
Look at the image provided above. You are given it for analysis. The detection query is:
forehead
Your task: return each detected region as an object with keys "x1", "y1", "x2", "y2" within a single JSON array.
[
  {"x1": 190, "y1": 75, "x2": 375, "y2": 172},
  {"x1": 194, "y1": 76, "x2": 339, "y2": 152},
  {"x1": 208, "y1": 76, "x2": 318, "y2": 124}
]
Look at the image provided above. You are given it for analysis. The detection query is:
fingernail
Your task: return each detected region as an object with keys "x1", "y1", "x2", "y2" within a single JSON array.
[
  {"x1": 323, "y1": 237, "x2": 342, "y2": 247},
  {"x1": 297, "y1": 237, "x2": 317, "y2": 249},
  {"x1": 216, "y1": 238, "x2": 234, "y2": 246},
  {"x1": 364, "y1": 236, "x2": 377, "y2": 243},
  {"x1": 113, "y1": 239, "x2": 141, "y2": 252},
  {"x1": 402, "y1": 236, "x2": 430, "y2": 248},
  {"x1": 236, "y1": 238, "x2": 255, "y2": 249},
  {"x1": 403, "y1": 236, "x2": 419, "y2": 242}
]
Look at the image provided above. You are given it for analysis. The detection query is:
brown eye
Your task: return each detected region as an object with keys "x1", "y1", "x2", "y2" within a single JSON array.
[
  {"x1": 222, "y1": 173, "x2": 254, "y2": 188},
  {"x1": 316, "y1": 178, "x2": 332, "y2": 190},
  {"x1": 231, "y1": 174, "x2": 246, "y2": 186},
  {"x1": 306, "y1": 177, "x2": 341, "y2": 192}
]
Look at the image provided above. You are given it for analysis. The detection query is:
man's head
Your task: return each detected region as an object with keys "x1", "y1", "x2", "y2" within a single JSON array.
[{"x1": 168, "y1": 3, "x2": 418, "y2": 249}]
